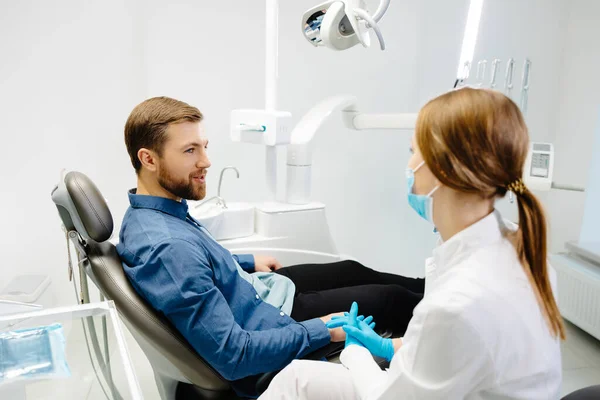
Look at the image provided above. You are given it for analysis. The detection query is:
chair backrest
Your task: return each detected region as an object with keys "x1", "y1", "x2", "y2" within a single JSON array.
[{"x1": 51, "y1": 171, "x2": 230, "y2": 392}]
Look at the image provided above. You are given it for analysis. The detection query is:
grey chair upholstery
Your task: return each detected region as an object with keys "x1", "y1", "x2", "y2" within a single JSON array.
[
  {"x1": 51, "y1": 172, "x2": 242, "y2": 399},
  {"x1": 562, "y1": 385, "x2": 600, "y2": 400}
]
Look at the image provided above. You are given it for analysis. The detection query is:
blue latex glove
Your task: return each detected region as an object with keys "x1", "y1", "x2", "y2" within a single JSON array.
[
  {"x1": 324, "y1": 302, "x2": 377, "y2": 349},
  {"x1": 343, "y1": 314, "x2": 395, "y2": 361},
  {"x1": 343, "y1": 302, "x2": 364, "y2": 349},
  {"x1": 326, "y1": 313, "x2": 375, "y2": 330}
]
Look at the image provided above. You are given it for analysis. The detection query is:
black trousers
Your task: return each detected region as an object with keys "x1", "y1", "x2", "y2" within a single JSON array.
[{"x1": 275, "y1": 260, "x2": 425, "y2": 336}]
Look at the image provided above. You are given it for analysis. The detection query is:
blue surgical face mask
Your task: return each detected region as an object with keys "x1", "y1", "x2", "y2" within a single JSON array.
[{"x1": 406, "y1": 161, "x2": 439, "y2": 224}]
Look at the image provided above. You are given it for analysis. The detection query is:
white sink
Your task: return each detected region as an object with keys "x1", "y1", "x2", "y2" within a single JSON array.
[{"x1": 190, "y1": 201, "x2": 255, "y2": 240}]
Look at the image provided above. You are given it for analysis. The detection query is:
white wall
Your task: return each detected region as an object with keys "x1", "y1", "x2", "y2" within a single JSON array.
[
  {"x1": 546, "y1": 0, "x2": 600, "y2": 250},
  {"x1": 0, "y1": 0, "x2": 142, "y2": 307},
  {"x1": 1, "y1": 0, "x2": 595, "y2": 308}
]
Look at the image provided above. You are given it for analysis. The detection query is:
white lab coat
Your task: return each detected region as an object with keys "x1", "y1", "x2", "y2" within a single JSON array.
[{"x1": 259, "y1": 211, "x2": 562, "y2": 400}]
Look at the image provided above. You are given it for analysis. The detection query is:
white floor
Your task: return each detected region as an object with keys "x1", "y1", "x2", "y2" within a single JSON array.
[
  {"x1": 560, "y1": 321, "x2": 600, "y2": 397},
  {"x1": 93, "y1": 318, "x2": 600, "y2": 399}
]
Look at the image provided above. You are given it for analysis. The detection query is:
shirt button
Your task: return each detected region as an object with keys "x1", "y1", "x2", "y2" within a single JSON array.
[
  {"x1": 280, "y1": 312, "x2": 285, "y2": 316},
  {"x1": 255, "y1": 294, "x2": 260, "y2": 299}
]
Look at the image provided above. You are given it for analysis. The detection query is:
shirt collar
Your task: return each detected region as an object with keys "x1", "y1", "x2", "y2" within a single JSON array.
[
  {"x1": 127, "y1": 189, "x2": 189, "y2": 221},
  {"x1": 431, "y1": 209, "x2": 507, "y2": 276}
]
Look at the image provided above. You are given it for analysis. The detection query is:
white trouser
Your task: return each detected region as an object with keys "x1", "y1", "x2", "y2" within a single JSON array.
[{"x1": 259, "y1": 360, "x2": 359, "y2": 400}]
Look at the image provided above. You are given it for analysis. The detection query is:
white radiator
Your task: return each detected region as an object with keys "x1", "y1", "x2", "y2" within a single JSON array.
[{"x1": 551, "y1": 252, "x2": 600, "y2": 341}]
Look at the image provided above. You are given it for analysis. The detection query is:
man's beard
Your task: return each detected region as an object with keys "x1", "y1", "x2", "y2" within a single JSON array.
[{"x1": 158, "y1": 166, "x2": 206, "y2": 201}]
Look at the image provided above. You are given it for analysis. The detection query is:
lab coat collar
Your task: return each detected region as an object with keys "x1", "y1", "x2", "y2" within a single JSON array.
[
  {"x1": 127, "y1": 189, "x2": 189, "y2": 221},
  {"x1": 431, "y1": 210, "x2": 506, "y2": 277}
]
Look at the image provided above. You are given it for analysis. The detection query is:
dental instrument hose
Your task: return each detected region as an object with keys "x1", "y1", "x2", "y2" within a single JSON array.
[
  {"x1": 66, "y1": 232, "x2": 123, "y2": 400},
  {"x1": 77, "y1": 251, "x2": 123, "y2": 400}
]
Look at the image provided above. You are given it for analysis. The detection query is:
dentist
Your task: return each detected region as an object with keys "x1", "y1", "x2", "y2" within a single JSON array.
[{"x1": 259, "y1": 87, "x2": 564, "y2": 400}]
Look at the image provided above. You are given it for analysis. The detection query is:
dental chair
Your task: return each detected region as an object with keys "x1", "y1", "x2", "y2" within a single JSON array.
[
  {"x1": 562, "y1": 385, "x2": 600, "y2": 400},
  {"x1": 51, "y1": 171, "x2": 373, "y2": 400}
]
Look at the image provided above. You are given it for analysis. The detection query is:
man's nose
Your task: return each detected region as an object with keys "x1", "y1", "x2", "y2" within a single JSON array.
[{"x1": 198, "y1": 153, "x2": 211, "y2": 169}]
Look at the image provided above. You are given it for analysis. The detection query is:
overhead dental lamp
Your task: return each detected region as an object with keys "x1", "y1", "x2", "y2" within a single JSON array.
[{"x1": 302, "y1": 0, "x2": 391, "y2": 50}]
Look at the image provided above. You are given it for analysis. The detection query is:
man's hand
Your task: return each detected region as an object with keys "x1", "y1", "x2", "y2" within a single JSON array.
[
  {"x1": 253, "y1": 255, "x2": 283, "y2": 273},
  {"x1": 320, "y1": 312, "x2": 346, "y2": 342}
]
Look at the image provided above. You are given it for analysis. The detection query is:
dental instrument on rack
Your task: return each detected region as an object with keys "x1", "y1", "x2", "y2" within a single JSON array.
[
  {"x1": 520, "y1": 58, "x2": 531, "y2": 117},
  {"x1": 489, "y1": 58, "x2": 501, "y2": 89},
  {"x1": 476, "y1": 59, "x2": 487, "y2": 87},
  {"x1": 455, "y1": 61, "x2": 472, "y2": 88},
  {"x1": 302, "y1": 0, "x2": 391, "y2": 51},
  {"x1": 505, "y1": 58, "x2": 519, "y2": 202},
  {"x1": 504, "y1": 58, "x2": 515, "y2": 98}
]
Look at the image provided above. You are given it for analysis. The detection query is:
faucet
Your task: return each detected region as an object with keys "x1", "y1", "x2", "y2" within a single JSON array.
[
  {"x1": 217, "y1": 166, "x2": 240, "y2": 209},
  {"x1": 195, "y1": 166, "x2": 240, "y2": 210}
]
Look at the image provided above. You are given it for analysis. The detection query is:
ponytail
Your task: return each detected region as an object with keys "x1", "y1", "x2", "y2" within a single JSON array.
[{"x1": 516, "y1": 189, "x2": 566, "y2": 340}]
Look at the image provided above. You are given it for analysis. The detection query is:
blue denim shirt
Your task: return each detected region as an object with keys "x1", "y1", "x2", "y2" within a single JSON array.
[{"x1": 116, "y1": 191, "x2": 330, "y2": 391}]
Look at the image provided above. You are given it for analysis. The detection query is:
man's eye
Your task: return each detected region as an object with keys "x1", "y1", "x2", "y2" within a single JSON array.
[{"x1": 185, "y1": 148, "x2": 195, "y2": 154}]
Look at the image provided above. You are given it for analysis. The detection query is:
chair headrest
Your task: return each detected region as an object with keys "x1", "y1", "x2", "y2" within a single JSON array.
[{"x1": 51, "y1": 171, "x2": 113, "y2": 243}]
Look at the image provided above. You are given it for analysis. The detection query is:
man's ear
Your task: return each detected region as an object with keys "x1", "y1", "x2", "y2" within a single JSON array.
[{"x1": 138, "y1": 148, "x2": 158, "y2": 173}]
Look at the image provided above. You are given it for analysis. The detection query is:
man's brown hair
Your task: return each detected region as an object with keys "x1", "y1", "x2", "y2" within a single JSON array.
[{"x1": 124, "y1": 97, "x2": 203, "y2": 173}]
